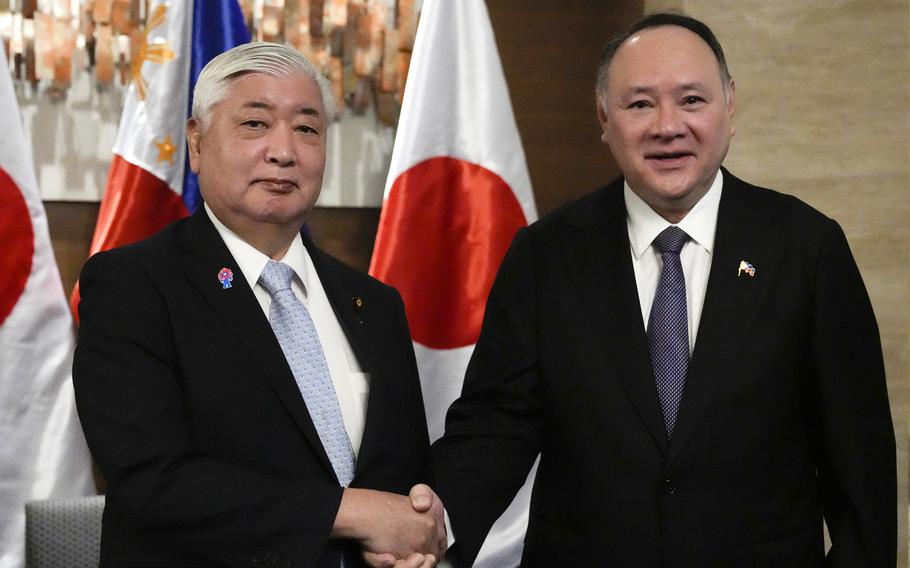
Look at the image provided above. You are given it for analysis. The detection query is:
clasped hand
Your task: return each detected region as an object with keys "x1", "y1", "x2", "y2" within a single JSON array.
[{"x1": 334, "y1": 484, "x2": 447, "y2": 568}]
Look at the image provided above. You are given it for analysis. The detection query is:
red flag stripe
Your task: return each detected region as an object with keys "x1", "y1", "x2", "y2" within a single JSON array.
[
  {"x1": 69, "y1": 156, "x2": 188, "y2": 317},
  {"x1": 87, "y1": 155, "x2": 189, "y2": 257}
]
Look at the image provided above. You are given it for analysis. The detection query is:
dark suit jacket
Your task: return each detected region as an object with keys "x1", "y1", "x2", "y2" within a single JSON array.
[
  {"x1": 431, "y1": 170, "x2": 896, "y2": 568},
  {"x1": 73, "y1": 207, "x2": 429, "y2": 568}
]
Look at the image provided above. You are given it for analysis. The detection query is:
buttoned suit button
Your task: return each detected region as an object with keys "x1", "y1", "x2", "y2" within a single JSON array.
[{"x1": 663, "y1": 478, "x2": 677, "y2": 495}]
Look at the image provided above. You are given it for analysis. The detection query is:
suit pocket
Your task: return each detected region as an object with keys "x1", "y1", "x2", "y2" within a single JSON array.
[{"x1": 752, "y1": 529, "x2": 823, "y2": 568}]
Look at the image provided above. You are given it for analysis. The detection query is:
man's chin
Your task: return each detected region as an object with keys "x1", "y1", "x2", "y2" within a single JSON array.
[
  {"x1": 249, "y1": 197, "x2": 318, "y2": 225},
  {"x1": 629, "y1": 176, "x2": 709, "y2": 220},
  {"x1": 638, "y1": 175, "x2": 698, "y2": 202},
  {"x1": 234, "y1": 204, "x2": 308, "y2": 229},
  {"x1": 257, "y1": 211, "x2": 311, "y2": 228}
]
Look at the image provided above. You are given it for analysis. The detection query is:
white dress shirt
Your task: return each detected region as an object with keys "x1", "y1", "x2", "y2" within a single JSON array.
[
  {"x1": 625, "y1": 171, "x2": 723, "y2": 354},
  {"x1": 205, "y1": 204, "x2": 369, "y2": 456}
]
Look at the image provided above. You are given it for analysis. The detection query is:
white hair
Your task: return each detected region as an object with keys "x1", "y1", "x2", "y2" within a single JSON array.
[{"x1": 192, "y1": 42, "x2": 335, "y2": 128}]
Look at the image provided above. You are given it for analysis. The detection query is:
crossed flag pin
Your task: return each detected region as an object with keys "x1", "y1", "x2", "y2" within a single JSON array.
[{"x1": 737, "y1": 260, "x2": 756, "y2": 277}]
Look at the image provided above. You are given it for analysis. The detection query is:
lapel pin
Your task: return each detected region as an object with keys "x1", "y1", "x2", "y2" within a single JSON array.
[
  {"x1": 352, "y1": 296, "x2": 365, "y2": 312},
  {"x1": 737, "y1": 260, "x2": 756, "y2": 277},
  {"x1": 218, "y1": 267, "x2": 234, "y2": 289}
]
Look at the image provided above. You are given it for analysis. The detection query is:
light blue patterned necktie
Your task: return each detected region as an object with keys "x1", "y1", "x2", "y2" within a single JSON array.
[
  {"x1": 259, "y1": 260, "x2": 356, "y2": 487},
  {"x1": 646, "y1": 226, "x2": 690, "y2": 437}
]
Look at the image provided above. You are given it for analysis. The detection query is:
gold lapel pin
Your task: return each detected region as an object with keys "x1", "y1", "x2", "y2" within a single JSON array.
[
  {"x1": 352, "y1": 296, "x2": 365, "y2": 312},
  {"x1": 737, "y1": 260, "x2": 756, "y2": 277}
]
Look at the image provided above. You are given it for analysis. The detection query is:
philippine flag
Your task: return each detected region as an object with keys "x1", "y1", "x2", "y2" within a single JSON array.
[
  {"x1": 70, "y1": 0, "x2": 249, "y2": 317},
  {"x1": 369, "y1": 0, "x2": 538, "y2": 565}
]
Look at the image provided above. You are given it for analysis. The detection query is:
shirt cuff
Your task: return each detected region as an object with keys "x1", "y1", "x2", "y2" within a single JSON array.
[{"x1": 444, "y1": 507, "x2": 455, "y2": 548}]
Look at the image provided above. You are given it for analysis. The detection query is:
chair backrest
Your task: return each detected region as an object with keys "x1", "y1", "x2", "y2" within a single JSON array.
[{"x1": 25, "y1": 495, "x2": 104, "y2": 568}]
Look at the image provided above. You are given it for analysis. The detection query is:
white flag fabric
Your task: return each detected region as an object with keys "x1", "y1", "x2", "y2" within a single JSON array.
[
  {"x1": 0, "y1": 46, "x2": 94, "y2": 568},
  {"x1": 70, "y1": 0, "x2": 197, "y2": 318},
  {"x1": 370, "y1": 1, "x2": 538, "y2": 565}
]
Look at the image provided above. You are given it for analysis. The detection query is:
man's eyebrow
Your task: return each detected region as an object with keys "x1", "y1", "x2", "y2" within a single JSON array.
[
  {"x1": 617, "y1": 85, "x2": 656, "y2": 98},
  {"x1": 240, "y1": 101, "x2": 321, "y2": 117},
  {"x1": 617, "y1": 82, "x2": 710, "y2": 97},
  {"x1": 678, "y1": 82, "x2": 709, "y2": 91}
]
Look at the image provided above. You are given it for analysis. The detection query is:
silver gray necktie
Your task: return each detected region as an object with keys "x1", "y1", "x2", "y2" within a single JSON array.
[{"x1": 259, "y1": 260, "x2": 356, "y2": 486}]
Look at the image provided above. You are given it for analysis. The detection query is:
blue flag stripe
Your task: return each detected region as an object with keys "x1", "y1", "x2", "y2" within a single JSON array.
[{"x1": 182, "y1": 0, "x2": 250, "y2": 213}]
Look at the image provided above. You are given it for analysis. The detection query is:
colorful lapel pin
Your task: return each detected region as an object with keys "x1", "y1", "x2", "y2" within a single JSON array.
[
  {"x1": 218, "y1": 267, "x2": 234, "y2": 289},
  {"x1": 352, "y1": 296, "x2": 365, "y2": 312},
  {"x1": 737, "y1": 260, "x2": 756, "y2": 277}
]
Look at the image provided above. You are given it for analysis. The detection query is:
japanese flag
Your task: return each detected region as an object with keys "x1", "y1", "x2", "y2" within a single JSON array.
[{"x1": 369, "y1": 1, "x2": 538, "y2": 565}]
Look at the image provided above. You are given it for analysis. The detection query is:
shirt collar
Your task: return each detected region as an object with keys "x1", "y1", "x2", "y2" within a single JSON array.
[
  {"x1": 624, "y1": 170, "x2": 723, "y2": 258},
  {"x1": 204, "y1": 203, "x2": 311, "y2": 299}
]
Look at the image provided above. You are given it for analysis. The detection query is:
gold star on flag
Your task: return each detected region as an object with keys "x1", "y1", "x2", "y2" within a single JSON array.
[{"x1": 154, "y1": 135, "x2": 177, "y2": 165}]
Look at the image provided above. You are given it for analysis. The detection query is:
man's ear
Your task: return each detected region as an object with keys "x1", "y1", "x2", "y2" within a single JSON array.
[
  {"x1": 727, "y1": 79, "x2": 736, "y2": 137},
  {"x1": 186, "y1": 117, "x2": 202, "y2": 174},
  {"x1": 595, "y1": 92, "x2": 610, "y2": 145}
]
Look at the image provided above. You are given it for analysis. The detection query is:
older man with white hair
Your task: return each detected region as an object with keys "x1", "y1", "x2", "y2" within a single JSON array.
[{"x1": 74, "y1": 42, "x2": 444, "y2": 568}]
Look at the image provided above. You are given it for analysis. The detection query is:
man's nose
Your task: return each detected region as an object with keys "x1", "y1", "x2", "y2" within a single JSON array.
[
  {"x1": 266, "y1": 125, "x2": 295, "y2": 166},
  {"x1": 652, "y1": 104, "x2": 685, "y2": 139}
]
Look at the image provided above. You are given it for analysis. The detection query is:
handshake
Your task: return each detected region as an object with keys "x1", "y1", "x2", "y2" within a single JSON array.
[{"x1": 333, "y1": 483, "x2": 448, "y2": 568}]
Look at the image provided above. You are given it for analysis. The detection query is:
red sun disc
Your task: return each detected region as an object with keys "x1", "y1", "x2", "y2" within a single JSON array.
[
  {"x1": 372, "y1": 157, "x2": 527, "y2": 349},
  {"x1": 0, "y1": 167, "x2": 34, "y2": 326}
]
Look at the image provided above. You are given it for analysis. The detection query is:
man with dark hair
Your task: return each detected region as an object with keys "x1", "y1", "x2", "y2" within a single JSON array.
[{"x1": 430, "y1": 12, "x2": 896, "y2": 567}]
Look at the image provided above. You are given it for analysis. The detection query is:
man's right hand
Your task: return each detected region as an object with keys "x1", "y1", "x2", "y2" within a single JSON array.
[
  {"x1": 332, "y1": 487, "x2": 444, "y2": 565},
  {"x1": 406, "y1": 484, "x2": 447, "y2": 556}
]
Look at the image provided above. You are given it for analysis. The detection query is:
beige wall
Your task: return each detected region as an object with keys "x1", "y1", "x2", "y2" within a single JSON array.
[{"x1": 644, "y1": 0, "x2": 910, "y2": 564}]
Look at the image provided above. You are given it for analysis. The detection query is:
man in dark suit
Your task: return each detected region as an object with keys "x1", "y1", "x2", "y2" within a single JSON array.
[
  {"x1": 430, "y1": 13, "x2": 896, "y2": 567},
  {"x1": 74, "y1": 43, "x2": 444, "y2": 568}
]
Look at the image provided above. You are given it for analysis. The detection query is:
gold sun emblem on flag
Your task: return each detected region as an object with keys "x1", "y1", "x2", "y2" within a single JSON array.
[{"x1": 131, "y1": 4, "x2": 176, "y2": 101}]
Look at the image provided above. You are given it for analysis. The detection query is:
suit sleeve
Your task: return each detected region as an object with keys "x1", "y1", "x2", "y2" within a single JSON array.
[
  {"x1": 430, "y1": 228, "x2": 542, "y2": 566},
  {"x1": 811, "y1": 219, "x2": 896, "y2": 567},
  {"x1": 73, "y1": 251, "x2": 343, "y2": 565}
]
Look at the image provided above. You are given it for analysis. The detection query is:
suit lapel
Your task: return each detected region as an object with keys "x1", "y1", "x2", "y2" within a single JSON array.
[
  {"x1": 301, "y1": 236, "x2": 383, "y2": 478},
  {"x1": 669, "y1": 170, "x2": 789, "y2": 460},
  {"x1": 562, "y1": 182, "x2": 669, "y2": 454},
  {"x1": 302, "y1": 236, "x2": 380, "y2": 376},
  {"x1": 177, "y1": 210, "x2": 336, "y2": 477}
]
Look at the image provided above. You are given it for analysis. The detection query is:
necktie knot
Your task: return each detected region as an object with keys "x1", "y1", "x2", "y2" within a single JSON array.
[
  {"x1": 259, "y1": 260, "x2": 295, "y2": 295},
  {"x1": 653, "y1": 226, "x2": 689, "y2": 255}
]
